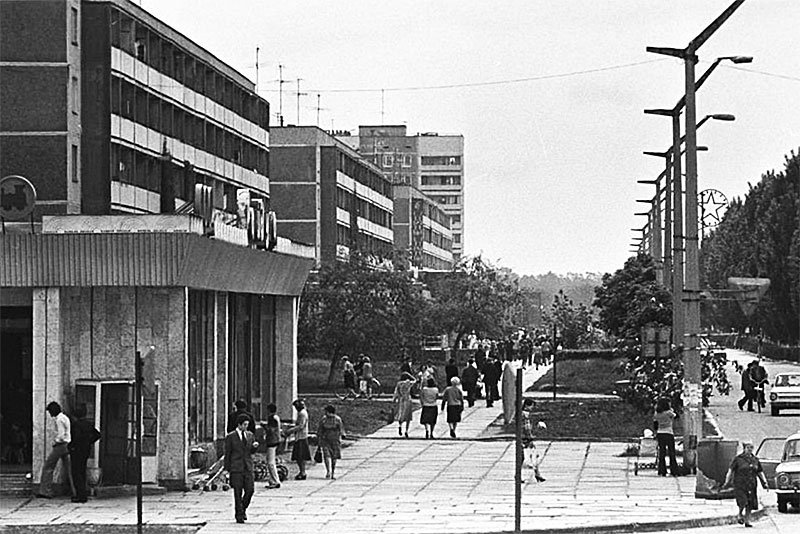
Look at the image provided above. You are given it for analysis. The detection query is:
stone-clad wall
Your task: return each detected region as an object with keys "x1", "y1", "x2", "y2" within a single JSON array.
[{"x1": 32, "y1": 286, "x2": 187, "y2": 487}]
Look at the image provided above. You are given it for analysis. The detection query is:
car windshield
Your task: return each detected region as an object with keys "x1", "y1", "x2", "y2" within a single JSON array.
[
  {"x1": 784, "y1": 439, "x2": 800, "y2": 461},
  {"x1": 775, "y1": 374, "x2": 800, "y2": 387}
]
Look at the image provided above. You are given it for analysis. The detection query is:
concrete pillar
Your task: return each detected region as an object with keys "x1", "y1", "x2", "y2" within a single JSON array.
[{"x1": 274, "y1": 295, "x2": 298, "y2": 421}]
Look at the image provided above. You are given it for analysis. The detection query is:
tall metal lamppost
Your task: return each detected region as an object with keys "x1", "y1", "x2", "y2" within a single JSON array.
[{"x1": 646, "y1": 0, "x2": 748, "y2": 471}]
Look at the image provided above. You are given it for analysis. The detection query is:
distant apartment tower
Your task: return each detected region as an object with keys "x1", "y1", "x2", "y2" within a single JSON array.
[
  {"x1": 355, "y1": 125, "x2": 465, "y2": 261},
  {"x1": 271, "y1": 126, "x2": 394, "y2": 266},
  {"x1": 393, "y1": 185, "x2": 453, "y2": 271}
]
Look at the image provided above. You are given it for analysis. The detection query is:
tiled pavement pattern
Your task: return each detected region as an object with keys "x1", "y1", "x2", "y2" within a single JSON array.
[{"x1": 0, "y1": 362, "x2": 749, "y2": 533}]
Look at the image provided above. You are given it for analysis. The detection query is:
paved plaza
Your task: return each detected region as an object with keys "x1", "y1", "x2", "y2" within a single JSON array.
[{"x1": 0, "y1": 362, "x2": 765, "y2": 533}]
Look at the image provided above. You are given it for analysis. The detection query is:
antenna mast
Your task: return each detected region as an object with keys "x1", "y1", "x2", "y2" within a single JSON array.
[{"x1": 278, "y1": 64, "x2": 285, "y2": 126}]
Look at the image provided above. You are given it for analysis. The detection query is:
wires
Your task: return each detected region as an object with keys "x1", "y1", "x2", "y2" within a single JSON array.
[{"x1": 257, "y1": 58, "x2": 668, "y2": 94}]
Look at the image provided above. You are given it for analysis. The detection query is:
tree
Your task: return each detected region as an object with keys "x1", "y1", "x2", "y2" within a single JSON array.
[
  {"x1": 701, "y1": 150, "x2": 800, "y2": 343},
  {"x1": 593, "y1": 253, "x2": 729, "y2": 412},
  {"x1": 425, "y1": 256, "x2": 521, "y2": 349},
  {"x1": 542, "y1": 289, "x2": 597, "y2": 349},
  {"x1": 298, "y1": 253, "x2": 429, "y2": 386}
]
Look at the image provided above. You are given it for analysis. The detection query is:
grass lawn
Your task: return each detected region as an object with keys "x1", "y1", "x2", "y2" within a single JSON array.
[
  {"x1": 522, "y1": 398, "x2": 651, "y2": 439},
  {"x1": 532, "y1": 357, "x2": 627, "y2": 394}
]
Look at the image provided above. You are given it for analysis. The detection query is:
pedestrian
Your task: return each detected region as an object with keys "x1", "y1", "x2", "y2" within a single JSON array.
[
  {"x1": 341, "y1": 356, "x2": 358, "y2": 399},
  {"x1": 653, "y1": 397, "x2": 679, "y2": 477},
  {"x1": 461, "y1": 359, "x2": 479, "y2": 407},
  {"x1": 521, "y1": 399, "x2": 546, "y2": 482},
  {"x1": 361, "y1": 356, "x2": 376, "y2": 397},
  {"x1": 400, "y1": 357, "x2": 413, "y2": 376},
  {"x1": 481, "y1": 355, "x2": 500, "y2": 407},
  {"x1": 37, "y1": 401, "x2": 73, "y2": 498},
  {"x1": 750, "y1": 360, "x2": 768, "y2": 410},
  {"x1": 533, "y1": 340, "x2": 543, "y2": 369},
  {"x1": 441, "y1": 377, "x2": 464, "y2": 438},
  {"x1": 419, "y1": 378, "x2": 439, "y2": 439},
  {"x1": 501, "y1": 356, "x2": 517, "y2": 424},
  {"x1": 226, "y1": 399, "x2": 256, "y2": 433},
  {"x1": 68, "y1": 404, "x2": 101, "y2": 503},
  {"x1": 224, "y1": 414, "x2": 258, "y2": 524},
  {"x1": 541, "y1": 339, "x2": 553, "y2": 365},
  {"x1": 724, "y1": 440, "x2": 769, "y2": 527},
  {"x1": 445, "y1": 358, "x2": 459, "y2": 384},
  {"x1": 316, "y1": 404, "x2": 346, "y2": 479},
  {"x1": 262, "y1": 403, "x2": 282, "y2": 489},
  {"x1": 738, "y1": 362, "x2": 755, "y2": 411},
  {"x1": 283, "y1": 399, "x2": 311, "y2": 480},
  {"x1": 392, "y1": 372, "x2": 416, "y2": 438}
]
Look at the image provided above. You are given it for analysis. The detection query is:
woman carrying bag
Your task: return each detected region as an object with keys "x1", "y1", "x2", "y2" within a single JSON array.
[{"x1": 316, "y1": 404, "x2": 346, "y2": 480}]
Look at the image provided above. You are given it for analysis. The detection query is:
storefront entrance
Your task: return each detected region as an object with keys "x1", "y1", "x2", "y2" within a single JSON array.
[{"x1": 0, "y1": 306, "x2": 32, "y2": 472}]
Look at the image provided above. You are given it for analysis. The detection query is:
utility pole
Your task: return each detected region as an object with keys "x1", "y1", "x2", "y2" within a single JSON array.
[{"x1": 255, "y1": 47, "x2": 259, "y2": 92}]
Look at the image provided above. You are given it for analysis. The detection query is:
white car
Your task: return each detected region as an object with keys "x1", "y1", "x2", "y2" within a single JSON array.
[
  {"x1": 758, "y1": 432, "x2": 800, "y2": 513},
  {"x1": 769, "y1": 372, "x2": 800, "y2": 416}
]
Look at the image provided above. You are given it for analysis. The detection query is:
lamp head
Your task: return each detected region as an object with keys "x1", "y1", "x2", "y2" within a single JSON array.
[
  {"x1": 709, "y1": 113, "x2": 735, "y2": 121},
  {"x1": 728, "y1": 56, "x2": 753, "y2": 64}
]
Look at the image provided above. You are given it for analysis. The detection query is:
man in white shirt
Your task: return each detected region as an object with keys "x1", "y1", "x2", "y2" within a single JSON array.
[{"x1": 37, "y1": 401, "x2": 74, "y2": 498}]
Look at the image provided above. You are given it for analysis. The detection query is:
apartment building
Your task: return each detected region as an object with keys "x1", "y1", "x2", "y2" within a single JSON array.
[
  {"x1": 271, "y1": 126, "x2": 394, "y2": 267},
  {"x1": 393, "y1": 185, "x2": 453, "y2": 271},
  {"x1": 0, "y1": 0, "x2": 311, "y2": 491},
  {"x1": 353, "y1": 125, "x2": 465, "y2": 261}
]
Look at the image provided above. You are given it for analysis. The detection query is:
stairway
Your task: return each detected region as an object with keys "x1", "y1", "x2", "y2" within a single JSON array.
[{"x1": 0, "y1": 473, "x2": 32, "y2": 496}]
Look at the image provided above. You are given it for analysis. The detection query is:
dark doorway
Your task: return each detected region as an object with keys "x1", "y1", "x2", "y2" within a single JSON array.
[
  {"x1": 0, "y1": 306, "x2": 33, "y2": 472},
  {"x1": 100, "y1": 383, "x2": 134, "y2": 485}
]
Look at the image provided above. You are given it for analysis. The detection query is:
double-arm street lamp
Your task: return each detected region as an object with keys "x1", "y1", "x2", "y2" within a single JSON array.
[{"x1": 646, "y1": 0, "x2": 748, "y2": 472}]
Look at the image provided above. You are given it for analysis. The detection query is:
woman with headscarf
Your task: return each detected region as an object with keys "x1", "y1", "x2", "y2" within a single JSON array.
[
  {"x1": 440, "y1": 377, "x2": 464, "y2": 438},
  {"x1": 724, "y1": 440, "x2": 769, "y2": 527},
  {"x1": 392, "y1": 372, "x2": 416, "y2": 438}
]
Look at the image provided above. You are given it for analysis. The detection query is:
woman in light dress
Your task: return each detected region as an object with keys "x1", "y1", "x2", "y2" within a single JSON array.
[{"x1": 393, "y1": 372, "x2": 416, "y2": 437}]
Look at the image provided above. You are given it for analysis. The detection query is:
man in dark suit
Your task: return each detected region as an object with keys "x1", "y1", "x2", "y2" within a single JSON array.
[
  {"x1": 224, "y1": 414, "x2": 258, "y2": 523},
  {"x1": 69, "y1": 404, "x2": 101, "y2": 503},
  {"x1": 226, "y1": 399, "x2": 256, "y2": 433}
]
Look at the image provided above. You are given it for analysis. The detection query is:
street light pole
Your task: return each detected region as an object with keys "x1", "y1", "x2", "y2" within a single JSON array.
[{"x1": 647, "y1": 0, "x2": 747, "y2": 473}]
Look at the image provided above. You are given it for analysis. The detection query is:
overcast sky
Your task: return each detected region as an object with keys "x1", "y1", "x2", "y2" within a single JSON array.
[{"x1": 140, "y1": 0, "x2": 800, "y2": 276}]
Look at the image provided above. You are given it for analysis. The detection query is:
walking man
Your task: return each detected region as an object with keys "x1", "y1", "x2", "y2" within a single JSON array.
[
  {"x1": 37, "y1": 401, "x2": 73, "y2": 498},
  {"x1": 738, "y1": 361, "x2": 755, "y2": 411},
  {"x1": 224, "y1": 414, "x2": 258, "y2": 523},
  {"x1": 481, "y1": 355, "x2": 501, "y2": 408},
  {"x1": 69, "y1": 404, "x2": 101, "y2": 503}
]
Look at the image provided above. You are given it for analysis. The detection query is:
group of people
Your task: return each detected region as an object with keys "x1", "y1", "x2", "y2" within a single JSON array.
[
  {"x1": 224, "y1": 398, "x2": 346, "y2": 524},
  {"x1": 340, "y1": 354, "x2": 379, "y2": 399},
  {"x1": 737, "y1": 359, "x2": 769, "y2": 411},
  {"x1": 36, "y1": 401, "x2": 101, "y2": 503}
]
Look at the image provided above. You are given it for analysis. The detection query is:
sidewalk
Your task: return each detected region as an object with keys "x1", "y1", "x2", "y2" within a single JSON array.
[{"x1": 0, "y1": 363, "x2": 752, "y2": 534}]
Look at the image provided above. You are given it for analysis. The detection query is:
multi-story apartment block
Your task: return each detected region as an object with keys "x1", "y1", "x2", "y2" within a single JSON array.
[
  {"x1": 393, "y1": 185, "x2": 453, "y2": 271},
  {"x1": 353, "y1": 125, "x2": 465, "y2": 261},
  {"x1": 0, "y1": 0, "x2": 311, "y2": 491},
  {"x1": 271, "y1": 126, "x2": 394, "y2": 267}
]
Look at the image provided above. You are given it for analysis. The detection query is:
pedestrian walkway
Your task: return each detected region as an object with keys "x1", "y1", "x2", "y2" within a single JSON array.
[{"x1": 0, "y1": 362, "x2": 754, "y2": 534}]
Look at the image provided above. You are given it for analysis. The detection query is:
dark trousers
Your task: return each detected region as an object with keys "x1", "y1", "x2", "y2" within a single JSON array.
[
  {"x1": 70, "y1": 451, "x2": 89, "y2": 500},
  {"x1": 464, "y1": 384, "x2": 476, "y2": 407},
  {"x1": 656, "y1": 433, "x2": 679, "y2": 476},
  {"x1": 486, "y1": 382, "x2": 499, "y2": 406},
  {"x1": 738, "y1": 389, "x2": 754, "y2": 411},
  {"x1": 229, "y1": 471, "x2": 254, "y2": 521}
]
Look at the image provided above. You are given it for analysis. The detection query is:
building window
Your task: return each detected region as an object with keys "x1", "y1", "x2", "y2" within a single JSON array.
[
  {"x1": 451, "y1": 215, "x2": 461, "y2": 224},
  {"x1": 71, "y1": 7, "x2": 78, "y2": 45},
  {"x1": 402, "y1": 154, "x2": 412, "y2": 167},
  {"x1": 71, "y1": 145, "x2": 79, "y2": 183},
  {"x1": 454, "y1": 233, "x2": 461, "y2": 244},
  {"x1": 71, "y1": 76, "x2": 79, "y2": 114},
  {"x1": 382, "y1": 154, "x2": 394, "y2": 167}
]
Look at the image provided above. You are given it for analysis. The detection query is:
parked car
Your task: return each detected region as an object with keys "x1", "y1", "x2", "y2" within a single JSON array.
[
  {"x1": 769, "y1": 372, "x2": 800, "y2": 416},
  {"x1": 758, "y1": 432, "x2": 800, "y2": 513}
]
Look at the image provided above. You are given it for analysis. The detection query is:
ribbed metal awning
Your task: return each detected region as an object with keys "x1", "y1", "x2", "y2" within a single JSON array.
[{"x1": 0, "y1": 233, "x2": 313, "y2": 296}]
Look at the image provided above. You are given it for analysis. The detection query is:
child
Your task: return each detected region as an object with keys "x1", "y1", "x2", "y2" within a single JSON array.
[{"x1": 521, "y1": 399, "x2": 546, "y2": 482}]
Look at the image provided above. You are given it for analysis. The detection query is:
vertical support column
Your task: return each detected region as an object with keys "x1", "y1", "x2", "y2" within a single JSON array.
[
  {"x1": 273, "y1": 296, "x2": 298, "y2": 420},
  {"x1": 683, "y1": 54, "x2": 702, "y2": 467},
  {"x1": 671, "y1": 112, "x2": 684, "y2": 350},
  {"x1": 652, "y1": 183, "x2": 663, "y2": 285},
  {"x1": 663, "y1": 154, "x2": 673, "y2": 289}
]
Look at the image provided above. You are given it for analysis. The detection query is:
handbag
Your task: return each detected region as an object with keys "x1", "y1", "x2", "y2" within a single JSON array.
[{"x1": 314, "y1": 447, "x2": 323, "y2": 463}]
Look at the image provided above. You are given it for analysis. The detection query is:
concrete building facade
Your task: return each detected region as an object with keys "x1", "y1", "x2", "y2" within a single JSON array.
[
  {"x1": 270, "y1": 126, "x2": 394, "y2": 267},
  {"x1": 0, "y1": 0, "x2": 311, "y2": 491},
  {"x1": 393, "y1": 186, "x2": 453, "y2": 271},
  {"x1": 352, "y1": 126, "x2": 464, "y2": 262}
]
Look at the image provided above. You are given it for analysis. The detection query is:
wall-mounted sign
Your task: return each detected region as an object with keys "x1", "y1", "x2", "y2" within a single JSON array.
[{"x1": 0, "y1": 175, "x2": 37, "y2": 221}]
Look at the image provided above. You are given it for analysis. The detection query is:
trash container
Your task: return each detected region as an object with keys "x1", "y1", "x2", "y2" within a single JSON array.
[{"x1": 695, "y1": 437, "x2": 738, "y2": 499}]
